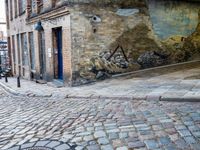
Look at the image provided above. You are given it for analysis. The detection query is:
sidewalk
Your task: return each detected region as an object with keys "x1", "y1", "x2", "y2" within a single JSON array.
[{"x1": 1, "y1": 65, "x2": 200, "y2": 101}]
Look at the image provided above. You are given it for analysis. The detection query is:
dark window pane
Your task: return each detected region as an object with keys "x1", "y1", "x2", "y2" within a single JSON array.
[{"x1": 29, "y1": 32, "x2": 35, "y2": 70}]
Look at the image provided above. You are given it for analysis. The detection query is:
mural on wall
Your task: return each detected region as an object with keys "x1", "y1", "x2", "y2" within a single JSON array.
[
  {"x1": 149, "y1": 0, "x2": 200, "y2": 40},
  {"x1": 71, "y1": 1, "x2": 200, "y2": 85},
  {"x1": 148, "y1": 0, "x2": 200, "y2": 64}
]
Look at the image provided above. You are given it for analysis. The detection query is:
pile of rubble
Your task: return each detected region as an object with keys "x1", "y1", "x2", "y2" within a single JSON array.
[
  {"x1": 89, "y1": 51, "x2": 141, "y2": 80},
  {"x1": 99, "y1": 51, "x2": 129, "y2": 69},
  {"x1": 137, "y1": 51, "x2": 169, "y2": 68}
]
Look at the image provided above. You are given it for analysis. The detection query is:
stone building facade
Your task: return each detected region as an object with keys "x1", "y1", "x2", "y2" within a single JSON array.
[{"x1": 7, "y1": 0, "x2": 161, "y2": 86}]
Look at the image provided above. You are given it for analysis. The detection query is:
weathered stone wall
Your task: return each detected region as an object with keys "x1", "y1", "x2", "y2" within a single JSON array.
[
  {"x1": 148, "y1": 0, "x2": 200, "y2": 40},
  {"x1": 69, "y1": 0, "x2": 200, "y2": 85},
  {"x1": 155, "y1": 2, "x2": 200, "y2": 64},
  {"x1": 183, "y1": 10, "x2": 200, "y2": 59},
  {"x1": 70, "y1": 2, "x2": 163, "y2": 85}
]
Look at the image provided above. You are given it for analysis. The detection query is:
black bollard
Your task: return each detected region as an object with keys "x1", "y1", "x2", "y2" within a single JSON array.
[
  {"x1": 5, "y1": 74, "x2": 8, "y2": 83},
  {"x1": 17, "y1": 76, "x2": 21, "y2": 88},
  {"x1": 0, "y1": 73, "x2": 1, "y2": 79}
]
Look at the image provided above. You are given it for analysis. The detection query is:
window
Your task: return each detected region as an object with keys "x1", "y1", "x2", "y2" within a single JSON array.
[
  {"x1": 14, "y1": 0, "x2": 18, "y2": 17},
  {"x1": 5, "y1": 0, "x2": 9, "y2": 29},
  {"x1": 31, "y1": 0, "x2": 37, "y2": 14},
  {"x1": 27, "y1": 0, "x2": 31, "y2": 17},
  {"x1": 29, "y1": 32, "x2": 35, "y2": 70},
  {"x1": 10, "y1": 0, "x2": 13, "y2": 20},
  {"x1": 17, "y1": 34, "x2": 20, "y2": 65},
  {"x1": 12, "y1": 35, "x2": 16, "y2": 74},
  {"x1": 17, "y1": 34, "x2": 21, "y2": 76},
  {"x1": 27, "y1": 0, "x2": 37, "y2": 16},
  {"x1": 12, "y1": 35, "x2": 16, "y2": 63},
  {"x1": 39, "y1": 31, "x2": 46, "y2": 78},
  {"x1": 52, "y1": 0, "x2": 57, "y2": 7},
  {"x1": 19, "y1": 0, "x2": 26, "y2": 15},
  {"x1": 28, "y1": 0, "x2": 44, "y2": 15},
  {"x1": 7, "y1": 37, "x2": 11, "y2": 68},
  {"x1": 21, "y1": 33, "x2": 28, "y2": 66},
  {"x1": 53, "y1": 0, "x2": 61, "y2": 7},
  {"x1": 37, "y1": 0, "x2": 43, "y2": 13}
]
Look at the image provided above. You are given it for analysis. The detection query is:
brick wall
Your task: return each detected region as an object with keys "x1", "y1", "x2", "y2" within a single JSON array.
[{"x1": 7, "y1": 0, "x2": 72, "y2": 84}]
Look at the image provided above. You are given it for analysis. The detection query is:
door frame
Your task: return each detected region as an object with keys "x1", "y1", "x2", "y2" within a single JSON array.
[{"x1": 52, "y1": 27, "x2": 63, "y2": 81}]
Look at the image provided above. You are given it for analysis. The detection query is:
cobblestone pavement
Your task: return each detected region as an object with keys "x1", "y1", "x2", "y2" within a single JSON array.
[{"x1": 1, "y1": 89, "x2": 200, "y2": 150}]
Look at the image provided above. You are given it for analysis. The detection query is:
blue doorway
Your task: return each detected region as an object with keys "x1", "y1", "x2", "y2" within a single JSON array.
[{"x1": 53, "y1": 28, "x2": 63, "y2": 80}]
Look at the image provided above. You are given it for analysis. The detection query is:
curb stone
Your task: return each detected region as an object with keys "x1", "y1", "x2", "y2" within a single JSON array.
[
  {"x1": 1, "y1": 78, "x2": 200, "y2": 102},
  {"x1": 0, "y1": 81, "x2": 23, "y2": 96},
  {"x1": 160, "y1": 97, "x2": 200, "y2": 102},
  {"x1": 0, "y1": 81, "x2": 143, "y2": 99},
  {"x1": 0, "y1": 81, "x2": 52, "y2": 98},
  {"x1": 0, "y1": 82, "x2": 147, "y2": 100}
]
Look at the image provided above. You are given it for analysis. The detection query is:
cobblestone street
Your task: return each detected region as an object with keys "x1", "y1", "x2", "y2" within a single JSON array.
[{"x1": 0, "y1": 88, "x2": 200, "y2": 150}]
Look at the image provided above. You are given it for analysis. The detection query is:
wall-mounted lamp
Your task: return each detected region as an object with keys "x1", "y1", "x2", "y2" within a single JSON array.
[{"x1": 34, "y1": 21, "x2": 44, "y2": 31}]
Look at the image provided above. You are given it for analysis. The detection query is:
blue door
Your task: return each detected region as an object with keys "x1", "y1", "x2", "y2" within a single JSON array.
[{"x1": 57, "y1": 28, "x2": 63, "y2": 80}]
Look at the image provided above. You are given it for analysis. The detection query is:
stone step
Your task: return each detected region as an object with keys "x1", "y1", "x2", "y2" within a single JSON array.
[
  {"x1": 47, "y1": 79, "x2": 64, "y2": 88},
  {"x1": 36, "y1": 80, "x2": 47, "y2": 84}
]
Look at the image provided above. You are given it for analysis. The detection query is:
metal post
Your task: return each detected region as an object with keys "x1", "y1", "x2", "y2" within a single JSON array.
[
  {"x1": 5, "y1": 73, "x2": 8, "y2": 82},
  {"x1": 17, "y1": 76, "x2": 20, "y2": 88}
]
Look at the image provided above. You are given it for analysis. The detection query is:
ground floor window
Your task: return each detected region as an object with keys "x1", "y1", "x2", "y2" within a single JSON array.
[
  {"x1": 29, "y1": 32, "x2": 35, "y2": 70},
  {"x1": 39, "y1": 31, "x2": 46, "y2": 79},
  {"x1": 17, "y1": 34, "x2": 21, "y2": 76},
  {"x1": 21, "y1": 33, "x2": 28, "y2": 67},
  {"x1": 12, "y1": 35, "x2": 16, "y2": 74}
]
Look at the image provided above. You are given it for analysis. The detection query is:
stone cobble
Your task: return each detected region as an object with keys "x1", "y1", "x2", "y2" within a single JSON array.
[{"x1": 1, "y1": 89, "x2": 200, "y2": 149}]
